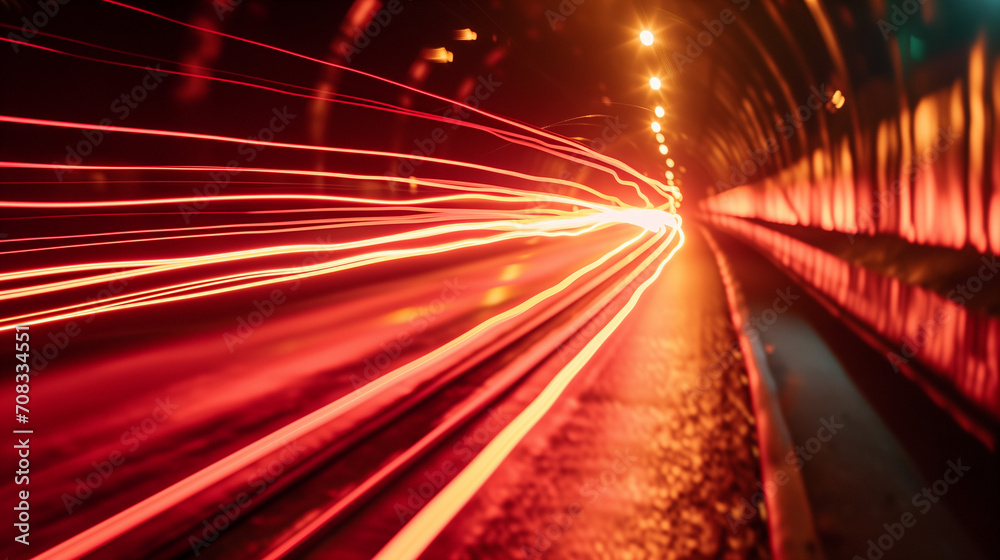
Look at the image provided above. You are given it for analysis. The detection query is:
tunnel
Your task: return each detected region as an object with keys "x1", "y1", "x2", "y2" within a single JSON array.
[{"x1": 0, "y1": 1, "x2": 998, "y2": 559}]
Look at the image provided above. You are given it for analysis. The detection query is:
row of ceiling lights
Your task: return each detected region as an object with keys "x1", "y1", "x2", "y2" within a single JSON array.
[{"x1": 639, "y1": 30, "x2": 681, "y2": 188}]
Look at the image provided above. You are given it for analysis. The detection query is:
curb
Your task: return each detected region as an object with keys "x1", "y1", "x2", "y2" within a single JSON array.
[{"x1": 702, "y1": 226, "x2": 824, "y2": 560}]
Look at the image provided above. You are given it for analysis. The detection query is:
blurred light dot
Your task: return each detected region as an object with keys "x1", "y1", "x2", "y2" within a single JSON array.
[
  {"x1": 651, "y1": 122, "x2": 661, "y2": 133},
  {"x1": 666, "y1": 158, "x2": 675, "y2": 167},
  {"x1": 422, "y1": 47, "x2": 453, "y2": 63},
  {"x1": 832, "y1": 90, "x2": 846, "y2": 109},
  {"x1": 665, "y1": 170, "x2": 675, "y2": 180},
  {"x1": 658, "y1": 144, "x2": 668, "y2": 155},
  {"x1": 649, "y1": 77, "x2": 661, "y2": 90},
  {"x1": 655, "y1": 133, "x2": 665, "y2": 143},
  {"x1": 639, "y1": 30, "x2": 654, "y2": 46},
  {"x1": 654, "y1": 106, "x2": 665, "y2": 118}
]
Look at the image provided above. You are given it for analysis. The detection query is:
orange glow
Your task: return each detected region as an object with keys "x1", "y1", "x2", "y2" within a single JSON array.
[
  {"x1": 831, "y1": 89, "x2": 846, "y2": 109},
  {"x1": 967, "y1": 37, "x2": 988, "y2": 252},
  {"x1": 700, "y1": 77, "x2": 981, "y2": 251},
  {"x1": 422, "y1": 47, "x2": 453, "y2": 63}
]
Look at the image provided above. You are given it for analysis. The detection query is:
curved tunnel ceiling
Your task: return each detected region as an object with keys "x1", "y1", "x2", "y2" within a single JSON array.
[{"x1": 607, "y1": 0, "x2": 996, "y2": 207}]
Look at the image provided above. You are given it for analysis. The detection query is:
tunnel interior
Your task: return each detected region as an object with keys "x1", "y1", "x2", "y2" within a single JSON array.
[{"x1": 0, "y1": 1, "x2": 998, "y2": 559}]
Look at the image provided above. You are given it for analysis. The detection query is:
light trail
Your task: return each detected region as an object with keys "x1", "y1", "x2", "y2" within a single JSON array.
[
  {"x1": 0, "y1": 35, "x2": 668, "y2": 207},
  {"x1": 0, "y1": 220, "x2": 605, "y2": 327},
  {"x1": 1, "y1": 208, "x2": 679, "y2": 330},
  {"x1": 99, "y1": 1, "x2": 677, "y2": 206},
  {"x1": 0, "y1": 117, "x2": 633, "y2": 207},
  {"x1": 2, "y1": 164, "x2": 675, "y2": 330},
  {"x1": 27, "y1": 222, "x2": 677, "y2": 560},
  {"x1": 373, "y1": 225, "x2": 685, "y2": 560},
  {"x1": 0, "y1": 7, "x2": 687, "y2": 558},
  {"x1": 259, "y1": 225, "x2": 682, "y2": 560},
  {"x1": 0, "y1": 22, "x2": 408, "y2": 106},
  {"x1": 0, "y1": 206, "x2": 662, "y2": 285},
  {"x1": 0, "y1": 210, "x2": 558, "y2": 256}
]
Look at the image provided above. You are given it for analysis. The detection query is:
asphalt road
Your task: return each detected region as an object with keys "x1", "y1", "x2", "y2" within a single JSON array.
[{"x1": 416, "y1": 225, "x2": 769, "y2": 560}]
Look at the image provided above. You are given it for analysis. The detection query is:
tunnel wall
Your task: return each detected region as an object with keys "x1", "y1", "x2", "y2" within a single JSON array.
[
  {"x1": 702, "y1": 38, "x2": 1000, "y2": 253},
  {"x1": 697, "y1": 4, "x2": 999, "y2": 445},
  {"x1": 706, "y1": 214, "x2": 999, "y2": 445}
]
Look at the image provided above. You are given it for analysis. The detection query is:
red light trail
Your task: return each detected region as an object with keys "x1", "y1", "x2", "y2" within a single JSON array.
[{"x1": 1, "y1": 3, "x2": 683, "y2": 558}]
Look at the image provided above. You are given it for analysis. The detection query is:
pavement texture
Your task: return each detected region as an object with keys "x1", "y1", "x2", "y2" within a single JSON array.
[{"x1": 423, "y1": 226, "x2": 770, "y2": 560}]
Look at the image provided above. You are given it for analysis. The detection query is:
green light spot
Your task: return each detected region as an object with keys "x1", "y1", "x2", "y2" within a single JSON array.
[{"x1": 910, "y1": 35, "x2": 926, "y2": 61}]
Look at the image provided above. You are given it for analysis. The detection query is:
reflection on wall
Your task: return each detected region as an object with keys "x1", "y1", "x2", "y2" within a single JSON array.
[{"x1": 707, "y1": 214, "x2": 998, "y2": 448}]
